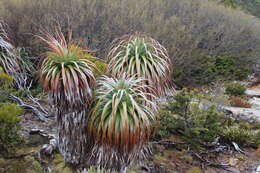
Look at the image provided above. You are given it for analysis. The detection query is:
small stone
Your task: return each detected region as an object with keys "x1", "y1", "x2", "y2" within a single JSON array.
[{"x1": 229, "y1": 158, "x2": 238, "y2": 166}]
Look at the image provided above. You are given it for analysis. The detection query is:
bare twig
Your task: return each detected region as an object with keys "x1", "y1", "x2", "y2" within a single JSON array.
[
  {"x1": 191, "y1": 151, "x2": 240, "y2": 173},
  {"x1": 150, "y1": 141, "x2": 187, "y2": 146},
  {"x1": 29, "y1": 129, "x2": 55, "y2": 138},
  {"x1": 231, "y1": 142, "x2": 245, "y2": 155},
  {"x1": 3, "y1": 151, "x2": 35, "y2": 159}
]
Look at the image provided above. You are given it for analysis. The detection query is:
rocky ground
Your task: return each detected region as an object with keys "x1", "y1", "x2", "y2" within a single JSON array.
[{"x1": 0, "y1": 82, "x2": 259, "y2": 173}]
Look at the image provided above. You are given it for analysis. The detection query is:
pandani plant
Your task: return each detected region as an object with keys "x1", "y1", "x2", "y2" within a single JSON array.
[
  {"x1": 38, "y1": 31, "x2": 172, "y2": 172},
  {"x1": 39, "y1": 29, "x2": 97, "y2": 165},
  {"x1": 107, "y1": 33, "x2": 173, "y2": 97},
  {"x1": 88, "y1": 75, "x2": 156, "y2": 171}
]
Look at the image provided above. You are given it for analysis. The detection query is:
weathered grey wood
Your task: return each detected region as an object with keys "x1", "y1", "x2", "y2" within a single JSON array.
[{"x1": 9, "y1": 94, "x2": 50, "y2": 122}]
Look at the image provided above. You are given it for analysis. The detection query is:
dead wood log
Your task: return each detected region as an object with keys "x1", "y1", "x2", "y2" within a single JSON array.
[{"x1": 9, "y1": 94, "x2": 51, "y2": 122}]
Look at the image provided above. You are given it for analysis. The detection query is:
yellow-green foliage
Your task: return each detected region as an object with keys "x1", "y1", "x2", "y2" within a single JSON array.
[
  {"x1": 87, "y1": 56, "x2": 107, "y2": 77},
  {"x1": 222, "y1": 126, "x2": 259, "y2": 146},
  {"x1": 225, "y1": 82, "x2": 246, "y2": 96},
  {"x1": 0, "y1": 153, "x2": 45, "y2": 173},
  {"x1": 0, "y1": 103, "x2": 23, "y2": 153},
  {"x1": 186, "y1": 167, "x2": 201, "y2": 173},
  {"x1": 0, "y1": 67, "x2": 13, "y2": 102},
  {"x1": 0, "y1": 67, "x2": 13, "y2": 88}
]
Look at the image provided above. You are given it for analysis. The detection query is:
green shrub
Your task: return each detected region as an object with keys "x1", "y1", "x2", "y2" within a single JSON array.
[
  {"x1": 16, "y1": 47, "x2": 36, "y2": 78},
  {"x1": 221, "y1": 126, "x2": 259, "y2": 147},
  {"x1": 185, "y1": 167, "x2": 201, "y2": 173},
  {"x1": 153, "y1": 109, "x2": 176, "y2": 140},
  {"x1": 154, "y1": 89, "x2": 259, "y2": 148},
  {"x1": 211, "y1": 0, "x2": 237, "y2": 8},
  {"x1": 0, "y1": 67, "x2": 23, "y2": 154},
  {"x1": 174, "y1": 55, "x2": 251, "y2": 86},
  {"x1": 225, "y1": 82, "x2": 246, "y2": 96},
  {"x1": 235, "y1": 0, "x2": 260, "y2": 18},
  {"x1": 155, "y1": 89, "x2": 226, "y2": 146},
  {"x1": 0, "y1": 103, "x2": 23, "y2": 153},
  {"x1": 0, "y1": 67, "x2": 13, "y2": 88},
  {"x1": 87, "y1": 57, "x2": 107, "y2": 77},
  {"x1": 0, "y1": 67, "x2": 13, "y2": 102}
]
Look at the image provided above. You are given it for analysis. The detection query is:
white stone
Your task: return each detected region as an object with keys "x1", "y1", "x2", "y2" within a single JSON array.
[
  {"x1": 245, "y1": 87, "x2": 260, "y2": 97},
  {"x1": 222, "y1": 106, "x2": 260, "y2": 123},
  {"x1": 256, "y1": 165, "x2": 260, "y2": 173},
  {"x1": 249, "y1": 97, "x2": 260, "y2": 110}
]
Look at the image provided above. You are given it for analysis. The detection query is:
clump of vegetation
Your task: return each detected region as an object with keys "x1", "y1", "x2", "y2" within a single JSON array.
[
  {"x1": 221, "y1": 126, "x2": 259, "y2": 147},
  {"x1": 234, "y1": 0, "x2": 260, "y2": 18},
  {"x1": 185, "y1": 167, "x2": 201, "y2": 173},
  {"x1": 154, "y1": 88, "x2": 259, "y2": 148},
  {"x1": 155, "y1": 89, "x2": 226, "y2": 146},
  {"x1": 174, "y1": 55, "x2": 251, "y2": 86},
  {"x1": 0, "y1": 68, "x2": 23, "y2": 154},
  {"x1": 229, "y1": 96, "x2": 251, "y2": 108},
  {"x1": 225, "y1": 82, "x2": 246, "y2": 96},
  {"x1": 0, "y1": 67, "x2": 13, "y2": 87},
  {"x1": 15, "y1": 47, "x2": 36, "y2": 79},
  {"x1": 0, "y1": 103, "x2": 23, "y2": 154}
]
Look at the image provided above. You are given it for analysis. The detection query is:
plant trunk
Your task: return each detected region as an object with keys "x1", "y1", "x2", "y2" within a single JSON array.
[{"x1": 57, "y1": 110, "x2": 90, "y2": 166}]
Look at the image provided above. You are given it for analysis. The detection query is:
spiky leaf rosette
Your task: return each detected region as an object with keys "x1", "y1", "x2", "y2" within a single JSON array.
[
  {"x1": 107, "y1": 33, "x2": 173, "y2": 96},
  {"x1": 39, "y1": 31, "x2": 96, "y2": 111},
  {"x1": 88, "y1": 75, "x2": 156, "y2": 170}
]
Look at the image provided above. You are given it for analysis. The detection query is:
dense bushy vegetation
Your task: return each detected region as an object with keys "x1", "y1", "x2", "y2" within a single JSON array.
[
  {"x1": 214, "y1": 0, "x2": 260, "y2": 18},
  {"x1": 0, "y1": 0, "x2": 259, "y2": 86},
  {"x1": 222, "y1": 126, "x2": 259, "y2": 146},
  {"x1": 235, "y1": 0, "x2": 260, "y2": 17},
  {"x1": 154, "y1": 89, "x2": 259, "y2": 148},
  {"x1": 225, "y1": 82, "x2": 246, "y2": 96},
  {"x1": 0, "y1": 67, "x2": 23, "y2": 154},
  {"x1": 154, "y1": 89, "x2": 226, "y2": 145},
  {"x1": 176, "y1": 55, "x2": 251, "y2": 86}
]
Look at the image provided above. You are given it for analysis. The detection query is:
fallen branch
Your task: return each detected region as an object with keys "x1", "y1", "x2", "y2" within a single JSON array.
[
  {"x1": 9, "y1": 94, "x2": 50, "y2": 122},
  {"x1": 191, "y1": 151, "x2": 240, "y2": 173},
  {"x1": 150, "y1": 141, "x2": 187, "y2": 146},
  {"x1": 3, "y1": 151, "x2": 35, "y2": 159},
  {"x1": 29, "y1": 128, "x2": 55, "y2": 138},
  {"x1": 231, "y1": 142, "x2": 245, "y2": 155}
]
